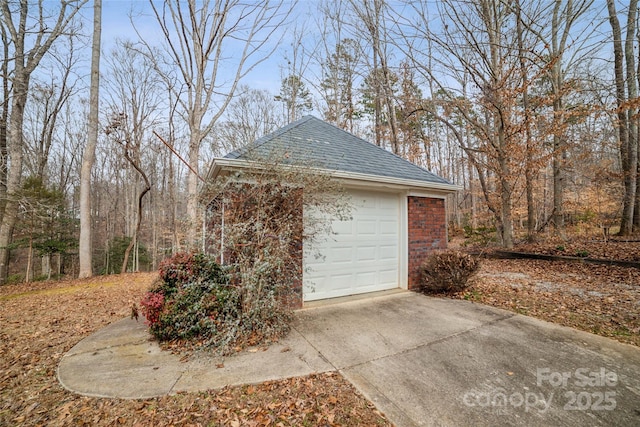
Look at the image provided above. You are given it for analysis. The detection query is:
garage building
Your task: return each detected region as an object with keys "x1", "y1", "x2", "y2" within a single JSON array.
[{"x1": 205, "y1": 116, "x2": 459, "y2": 307}]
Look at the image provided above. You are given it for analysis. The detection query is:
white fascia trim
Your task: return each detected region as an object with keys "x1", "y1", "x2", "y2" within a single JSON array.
[
  {"x1": 206, "y1": 158, "x2": 273, "y2": 183},
  {"x1": 407, "y1": 190, "x2": 448, "y2": 200},
  {"x1": 208, "y1": 158, "x2": 462, "y2": 193},
  {"x1": 330, "y1": 170, "x2": 461, "y2": 192},
  {"x1": 399, "y1": 194, "x2": 408, "y2": 290}
]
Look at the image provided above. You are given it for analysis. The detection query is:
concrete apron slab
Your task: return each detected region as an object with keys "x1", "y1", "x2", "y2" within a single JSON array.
[
  {"x1": 57, "y1": 317, "x2": 333, "y2": 399},
  {"x1": 295, "y1": 292, "x2": 640, "y2": 427}
]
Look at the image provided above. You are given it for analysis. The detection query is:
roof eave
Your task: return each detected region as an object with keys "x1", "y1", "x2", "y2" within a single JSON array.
[
  {"x1": 330, "y1": 170, "x2": 462, "y2": 192},
  {"x1": 206, "y1": 158, "x2": 461, "y2": 193}
]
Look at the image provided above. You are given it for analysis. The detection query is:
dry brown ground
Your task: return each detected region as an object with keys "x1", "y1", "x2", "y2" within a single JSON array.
[
  {"x1": 0, "y1": 273, "x2": 390, "y2": 426},
  {"x1": 458, "y1": 258, "x2": 640, "y2": 346},
  {"x1": 2, "y1": 245, "x2": 638, "y2": 426},
  {"x1": 513, "y1": 237, "x2": 640, "y2": 262}
]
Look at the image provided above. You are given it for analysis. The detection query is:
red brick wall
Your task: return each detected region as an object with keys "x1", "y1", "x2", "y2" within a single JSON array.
[{"x1": 407, "y1": 196, "x2": 447, "y2": 290}]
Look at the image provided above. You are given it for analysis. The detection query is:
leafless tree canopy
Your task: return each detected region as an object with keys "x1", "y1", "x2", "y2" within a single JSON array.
[{"x1": 1, "y1": 0, "x2": 639, "y2": 281}]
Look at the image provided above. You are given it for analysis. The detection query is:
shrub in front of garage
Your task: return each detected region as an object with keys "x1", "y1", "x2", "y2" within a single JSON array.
[
  {"x1": 203, "y1": 154, "x2": 350, "y2": 309},
  {"x1": 140, "y1": 251, "x2": 291, "y2": 354},
  {"x1": 419, "y1": 250, "x2": 480, "y2": 294},
  {"x1": 141, "y1": 157, "x2": 350, "y2": 354}
]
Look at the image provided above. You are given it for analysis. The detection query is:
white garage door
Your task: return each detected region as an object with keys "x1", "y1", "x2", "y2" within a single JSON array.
[{"x1": 303, "y1": 189, "x2": 400, "y2": 301}]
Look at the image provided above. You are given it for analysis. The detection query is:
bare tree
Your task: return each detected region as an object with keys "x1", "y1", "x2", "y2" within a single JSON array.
[
  {"x1": 105, "y1": 113, "x2": 152, "y2": 274},
  {"x1": 142, "y1": 0, "x2": 290, "y2": 249},
  {"x1": 316, "y1": 0, "x2": 361, "y2": 133},
  {"x1": 0, "y1": 0, "x2": 87, "y2": 283},
  {"x1": 23, "y1": 36, "x2": 79, "y2": 181},
  {"x1": 215, "y1": 85, "x2": 283, "y2": 153},
  {"x1": 399, "y1": 0, "x2": 530, "y2": 247},
  {"x1": 514, "y1": 0, "x2": 536, "y2": 240},
  {"x1": 0, "y1": 19, "x2": 9, "y2": 223},
  {"x1": 103, "y1": 39, "x2": 162, "y2": 272},
  {"x1": 78, "y1": 0, "x2": 101, "y2": 278},
  {"x1": 607, "y1": 0, "x2": 638, "y2": 235},
  {"x1": 275, "y1": 26, "x2": 316, "y2": 124},
  {"x1": 508, "y1": 0, "x2": 594, "y2": 238},
  {"x1": 537, "y1": 0, "x2": 594, "y2": 235},
  {"x1": 348, "y1": 0, "x2": 399, "y2": 152},
  {"x1": 624, "y1": 1, "x2": 639, "y2": 234}
]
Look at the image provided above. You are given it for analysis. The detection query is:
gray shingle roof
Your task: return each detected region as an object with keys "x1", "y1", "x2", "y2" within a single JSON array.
[{"x1": 224, "y1": 115, "x2": 452, "y2": 186}]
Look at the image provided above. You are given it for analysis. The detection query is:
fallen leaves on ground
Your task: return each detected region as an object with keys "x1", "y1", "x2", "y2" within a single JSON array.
[
  {"x1": 6, "y1": 249, "x2": 636, "y2": 426},
  {"x1": 457, "y1": 258, "x2": 640, "y2": 346},
  {"x1": 512, "y1": 236, "x2": 640, "y2": 262},
  {"x1": 0, "y1": 272, "x2": 391, "y2": 426}
]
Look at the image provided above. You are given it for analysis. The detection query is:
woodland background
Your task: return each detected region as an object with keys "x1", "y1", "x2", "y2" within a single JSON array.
[{"x1": 2, "y1": 0, "x2": 640, "y2": 284}]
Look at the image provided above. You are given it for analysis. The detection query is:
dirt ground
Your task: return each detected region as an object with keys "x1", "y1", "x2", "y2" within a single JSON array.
[
  {"x1": 513, "y1": 236, "x2": 640, "y2": 262},
  {"x1": 1, "y1": 242, "x2": 638, "y2": 425},
  {"x1": 459, "y1": 256, "x2": 640, "y2": 347},
  {"x1": 0, "y1": 274, "x2": 390, "y2": 426}
]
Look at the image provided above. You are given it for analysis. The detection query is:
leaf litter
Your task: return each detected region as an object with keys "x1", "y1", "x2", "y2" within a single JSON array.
[
  {"x1": 0, "y1": 272, "x2": 390, "y2": 426},
  {"x1": 4, "y1": 241, "x2": 637, "y2": 426},
  {"x1": 458, "y1": 255, "x2": 640, "y2": 346}
]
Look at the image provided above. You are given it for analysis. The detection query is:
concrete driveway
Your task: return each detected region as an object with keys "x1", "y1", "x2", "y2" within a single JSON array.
[{"x1": 59, "y1": 291, "x2": 640, "y2": 426}]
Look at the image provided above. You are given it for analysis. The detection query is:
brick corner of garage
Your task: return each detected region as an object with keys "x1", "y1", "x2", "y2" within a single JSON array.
[{"x1": 407, "y1": 196, "x2": 447, "y2": 290}]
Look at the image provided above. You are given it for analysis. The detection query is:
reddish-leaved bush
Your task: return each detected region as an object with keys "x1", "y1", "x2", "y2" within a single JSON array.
[{"x1": 140, "y1": 291, "x2": 165, "y2": 326}]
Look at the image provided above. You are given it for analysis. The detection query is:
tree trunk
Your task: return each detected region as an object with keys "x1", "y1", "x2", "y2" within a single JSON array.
[
  {"x1": 636, "y1": 24, "x2": 640, "y2": 232},
  {"x1": 78, "y1": 0, "x2": 101, "y2": 278},
  {"x1": 186, "y1": 128, "x2": 201, "y2": 249},
  {"x1": 498, "y1": 127, "x2": 514, "y2": 248},
  {"x1": 0, "y1": 68, "x2": 28, "y2": 283},
  {"x1": 550, "y1": 1, "x2": 567, "y2": 237},
  {"x1": 0, "y1": 1, "x2": 27, "y2": 282},
  {"x1": 0, "y1": 24, "x2": 8, "y2": 227},
  {"x1": 468, "y1": 157, "x2": 477, "y2": 229},
  {"x1": 515, "y1": 0, "x2": 536, "y2": 241},
  {"x1": 607, "y1": 0, "x2": 635, "y2": 235},
  {"x1": 169, "y1": 144, "x2": 179, "y2": 253},
  {"x1": 373, "y1": 55, "x2": 382, "y2": 147},
  {"x1": 120, "y1": 153, "x2": 151, "y2": 274},
  {"x1": 635, "y1": 147, "x2": 640, "y2": 230},
  {"x1": 627, "y1": 1, "x2": 639, "y2": 233},
  {"x1": 26, "y1": 237, "x2": 33, "y2": 283},
  {"x1": 552, "y1": 128, "x2": 565, "y2": 235},
  {"x1": 55, "y1": 253, "x2": 61, "y2": 277},
  {"x1": 625, "y1": 0, "x2": 638, "y2": 234},
  {"x1": 42, "y1": 254, "x2": 51, "y2": 280}
]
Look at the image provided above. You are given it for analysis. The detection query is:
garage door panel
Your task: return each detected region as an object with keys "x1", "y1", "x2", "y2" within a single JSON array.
[
  {"x1": 332, "y1": 220, "x2": 354, "y2": 235},
  {"x1": 376, "y1": 203, "x2": 396, "y2": 213},
  {"x1": 379, "y1": 268, "x2": 398, "y2": 284},
  {"x1": 356, "y1": 246, "x2": 376, "y2": 261},
  {"x1": 331, "y1": 274, "x2": 354, "y2": 289},
  {"x1": 330, "y1": 246, "x2": 354, "y2": 263},
  {"x1": 379, "y1": 245, "x2": 397, "y2": 260},
  {"x1": 356, "y1": 220, "x2": 377, "y2": 234},
  {"x1": 354, "y1": 197, "x2": 373, "y2": 208},
  {"x1": 303, "y1": 189, "x2": 400, "y2": 301},
  {"x1": 355, "y1": 271, "x2": 376, "y2": 286},
  {"x1": 380, "y1": 220, "x2": 398, "y2": 235}
]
